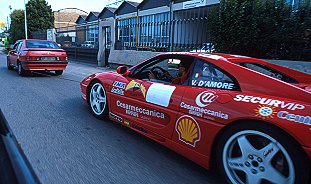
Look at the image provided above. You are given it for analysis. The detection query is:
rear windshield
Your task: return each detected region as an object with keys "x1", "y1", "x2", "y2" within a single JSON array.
[
  {"x1": 238, "y1": 62, "x2": 298, "y2": 84},
  {"x1": 26, "y1": 40, "x2": 60, "y2": 49}
]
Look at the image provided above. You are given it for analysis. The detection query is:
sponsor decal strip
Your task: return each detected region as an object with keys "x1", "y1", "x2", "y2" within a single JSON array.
[
  {"x1": 116, "y1": 100, "x2": 165, "y2": 119},
  {"x1": 111, "y1": 88, "x2": 124, "y2": 95},
  {"x1": 180, "y1": 102, "x2": 229, "y2": 119},
  {"x1": 277, "y1": 111, "x2": 311, "y2": 126},
  {"x1": 113, "y1": 81, "x2": 126, "y2": 89},
  {"x1": 109, "y1": 112, "x2": 123, "y2": 122},
  {"x1": 234, "y1": 95, "x2": 305, "y2": 110}
]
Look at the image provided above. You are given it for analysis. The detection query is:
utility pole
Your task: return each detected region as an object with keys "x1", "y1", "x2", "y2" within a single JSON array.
[
  {"x1": 24, "y1": 0, "x2": 28, "y2": 39},
  {"x1": 8, "y1": 5, "x2": 12, "y2": 29}
]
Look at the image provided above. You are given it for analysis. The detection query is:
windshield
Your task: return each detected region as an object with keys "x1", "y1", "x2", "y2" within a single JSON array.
[
  {"x1": 26, "y1": 40, "x2": 60, "y2": 49},
  {"x1": 238, "y1": 62, "x2": 298, "y2": 84}
]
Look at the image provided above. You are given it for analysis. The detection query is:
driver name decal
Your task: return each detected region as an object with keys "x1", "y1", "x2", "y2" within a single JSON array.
[
  {"x1": 116, "y1": 100, "x2": 165, "y2": 119},
  {"x1": 192, "y1": 80, "x2": 234, "y2": 90}
]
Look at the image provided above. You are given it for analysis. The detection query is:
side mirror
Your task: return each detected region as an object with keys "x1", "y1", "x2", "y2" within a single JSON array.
[{"x1": 117, "y1": 65, "x2": 129, "y2": 76}]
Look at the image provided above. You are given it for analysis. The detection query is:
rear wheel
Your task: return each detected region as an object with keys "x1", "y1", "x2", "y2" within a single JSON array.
[
  {"x1": 7, "y1": 57, "x2": 13, "y2": 70},
  {"x1": 88, "y1": 82, "x2": 108, "y2": 119},
  {"x1": 17, "y1": 62, "x2": 27, "y2": 76},
  {"x1": 55, "y1": 70, "x2": 63, "y2": 75},
  {"x1": 216, "y1": 123, "x2": 309, "y2": 184}
]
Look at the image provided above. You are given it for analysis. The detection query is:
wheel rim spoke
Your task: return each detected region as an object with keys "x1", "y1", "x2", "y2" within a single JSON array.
[
  {"x1": 264, "y1": 164, "x2": 289, "y2": 183},
  {"x1": 237, "y1": 135, "x2": 256, "y2": 156},
  {"x1": 228, "y1": 157, "x2": 245, "y2": 171},
  {"x1": 259, "y1": 142, "x2": 280, "y2": 163},
  {"x1": 95, "y1": 102, "x2": 101, "y2": 113},
  {"x1": 246, "y1": 172, "x2": 261, "y2": 184}
]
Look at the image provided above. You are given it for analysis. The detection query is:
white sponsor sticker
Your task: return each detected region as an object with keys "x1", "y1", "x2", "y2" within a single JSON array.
[
  {"x1": 146, "y1": 84, "x2": 176, "y2": 107},
  {"x1": 195, "y1": 91, "x2": 218, "y2": 107},
  {"x1": 234, "y1": 95, "x2": 305, "y2": 110}
]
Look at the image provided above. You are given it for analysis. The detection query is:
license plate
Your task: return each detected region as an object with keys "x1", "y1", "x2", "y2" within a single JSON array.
[{"x1": 41, "y1": 57, "x2": 56, "y2": 61}]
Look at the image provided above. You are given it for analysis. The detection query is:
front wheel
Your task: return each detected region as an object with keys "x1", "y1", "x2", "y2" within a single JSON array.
[
  {"x1": 88, "y1": 82, "x2": 108, "y2": 119},
  {"x1": 55, "y1": 70, "x2": 63, "y2": 75},
  {"x1": 216, "y1": 123, "x2": 309, "y2": 184}
]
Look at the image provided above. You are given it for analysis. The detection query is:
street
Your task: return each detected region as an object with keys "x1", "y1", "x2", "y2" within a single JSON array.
[{"x1": 0, "y1": 49, "x2": 223, "y2": 184}]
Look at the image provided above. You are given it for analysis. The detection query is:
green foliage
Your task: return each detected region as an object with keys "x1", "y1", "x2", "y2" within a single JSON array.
[
  {"x1": 208, "y1": 0, "x2": 311, "y2": 60},
  {"x1": 9, "y1": 9, "x2": 25, "y2": 43},
  {"x1": 26, "y1": 0, "x2": 54, "y2": 38}
]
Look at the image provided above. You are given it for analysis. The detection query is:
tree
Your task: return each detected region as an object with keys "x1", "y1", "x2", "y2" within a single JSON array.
[
  {"x1": 208, "y1": 0, "x2": 311, "y2": 60},
  {"x1": 26, "y1": 0, "x2": 54, "y2": 38},
  {"x1": 9, "y1": 9, "x2": 25, "y2": 43},
  {"x1": 0, "y1": 21, "x2": 5, "y2": 28}
]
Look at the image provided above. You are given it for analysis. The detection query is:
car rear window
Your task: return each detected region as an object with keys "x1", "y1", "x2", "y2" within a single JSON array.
[
  {"x1": 26, "y1": 40, "x2": 60, "y2": 49},
  {"x1": 238, "y1": 62, "x2": 298, "y2": 84}
]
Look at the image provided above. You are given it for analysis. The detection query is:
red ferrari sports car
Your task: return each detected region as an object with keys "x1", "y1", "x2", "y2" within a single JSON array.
[
  {"x1": 7, "y1": 39, "x2": 68, "y2": 76},
  {"x1": 80, "y1": 53, "x2": 311, "y2": 184}
]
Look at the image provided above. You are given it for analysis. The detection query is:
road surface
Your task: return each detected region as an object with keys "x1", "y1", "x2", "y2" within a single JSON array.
[{"x1": 0, "y1": 48, "x2": 223, "y2": 184}]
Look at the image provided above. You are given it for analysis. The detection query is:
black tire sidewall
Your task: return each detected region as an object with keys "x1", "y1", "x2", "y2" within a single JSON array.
[
  {"x1": 18, "y1": 63, "x2": 25, "y2": 76},
  {"x1": 216, "y1": 122, "x2": 310, "y2": 184},
  {"x1": 88, "y1": 82, "x2": 108, "y2": 119},
  {"x1": 55, "y1": 70, "x2": 63, "y2": 75}
]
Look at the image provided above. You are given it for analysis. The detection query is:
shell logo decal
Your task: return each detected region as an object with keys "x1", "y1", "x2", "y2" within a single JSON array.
[{"x1": 175, "y1": 115, "x2": 201, "y2": 147}]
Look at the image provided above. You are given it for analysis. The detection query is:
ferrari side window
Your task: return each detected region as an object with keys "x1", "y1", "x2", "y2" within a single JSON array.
[{"x1": 190, "y1": 59, "x2": 239, "y2": 90}]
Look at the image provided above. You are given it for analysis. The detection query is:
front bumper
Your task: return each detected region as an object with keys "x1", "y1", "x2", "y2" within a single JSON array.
[
  {"x1": 80, "y1": 82, "x2": 88, "y2": 104},
  {"x1": 21, "y1": 61, "x2": 68, "y2": 71}
]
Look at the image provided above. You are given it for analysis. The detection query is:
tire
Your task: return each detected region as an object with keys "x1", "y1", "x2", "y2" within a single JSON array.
[
  {"x1": 55, "y1": 70, "x2": 63, "y2": 75},
  {"x1": 216, "y1": 122, "x2": 310, "y2": 184},
  {"x1": 88, "y1": 82, "x2": 108, "y2": 119},
  {"x1": 7, "y1": 57, "x2": 14, "y2": 70},
  {"x1": 17, "y1": 62, "x2": 27, "y2": 76}
]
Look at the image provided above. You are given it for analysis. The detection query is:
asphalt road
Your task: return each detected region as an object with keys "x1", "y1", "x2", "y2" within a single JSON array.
[{"x1": 0, "y1": 48, "x2": 223, "y2": 184}]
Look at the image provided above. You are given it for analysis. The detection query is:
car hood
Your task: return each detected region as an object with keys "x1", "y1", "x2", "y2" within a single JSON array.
[{"x1": 293, "y1": 83, "x2": 311, "y2": 93}]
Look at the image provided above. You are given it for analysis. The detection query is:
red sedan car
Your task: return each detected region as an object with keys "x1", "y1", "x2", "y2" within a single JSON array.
[
  {"x1": 7, "y1": 39, "x2": 68, "y2": 76},
  {"x1": 80, "y1": 53, "x2": 310, "y2": 184}
]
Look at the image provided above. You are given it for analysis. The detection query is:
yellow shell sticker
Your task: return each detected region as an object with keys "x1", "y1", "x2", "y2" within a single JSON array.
[{"x1": 175, "y1": 115, "x2": 201, "y2": 147}]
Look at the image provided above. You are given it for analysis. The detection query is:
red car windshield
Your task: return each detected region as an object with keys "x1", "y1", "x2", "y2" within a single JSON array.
[{"x1": 26, "y1": 40, "x2": 60, "y2": 49}]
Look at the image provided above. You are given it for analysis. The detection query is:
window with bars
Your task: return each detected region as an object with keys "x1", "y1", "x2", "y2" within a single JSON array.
[
  {"x1": 117, "y1": 17, "x2": 137, "y2": 49},
  {"x1": 86, "y1": 24, "x2": 99, "y2": 44},
  {"x1": 139, "y1": 12, "x2": 170, "y2": 48}
]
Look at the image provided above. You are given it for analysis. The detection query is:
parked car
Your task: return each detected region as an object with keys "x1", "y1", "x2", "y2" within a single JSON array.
[
  {"x1": 81, "y1": 41, "x2": 96, "y2": 48},
  {"x1": 7, "y1": 39, "x2": 68, "y2": 76},
  {"x1": 80, "y1": 53, "x2": 310, "y2": 184}
]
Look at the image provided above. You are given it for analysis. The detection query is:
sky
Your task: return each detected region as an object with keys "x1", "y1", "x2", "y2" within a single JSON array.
[{"x1": 0, "y1": 0, "x2": 142, "y2": 28}]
